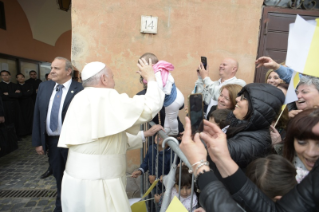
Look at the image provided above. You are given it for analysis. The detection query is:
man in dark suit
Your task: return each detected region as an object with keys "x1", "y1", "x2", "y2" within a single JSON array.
[
  {"x1": 0, "y1": 96, "x2": 4, "y2": 154},
  {"x1": 32, "y1": 57, "x2": 83, "y2": 212},
  {"x1": 0, "y1": 96, "x2": 4, "y2": 124},
  {"x1": 26, "y1": 70, "x2": 42, "y2": 103}
]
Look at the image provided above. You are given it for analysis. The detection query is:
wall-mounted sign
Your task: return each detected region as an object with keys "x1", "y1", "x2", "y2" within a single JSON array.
[{"x1": 141, "y1": 16, "x2": 158, "y2": 34}]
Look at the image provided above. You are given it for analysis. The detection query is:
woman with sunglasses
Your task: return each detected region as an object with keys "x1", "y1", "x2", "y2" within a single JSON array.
[{"x1": 211, "y1": 83, "x2": 285, "y2": 169}]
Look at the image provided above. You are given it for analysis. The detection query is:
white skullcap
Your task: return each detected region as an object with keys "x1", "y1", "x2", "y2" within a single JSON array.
[{"x1": 81, "y1": 62, "x2": 106, "y2": 81}]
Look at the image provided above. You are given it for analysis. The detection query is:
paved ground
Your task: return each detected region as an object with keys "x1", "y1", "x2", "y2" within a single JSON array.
[
  {"x1": 0, "y1": 135, "x2": 56, "y2": 212},
  {"x1": 0, "y1": 135, "x2": 141, "y2": 212}
]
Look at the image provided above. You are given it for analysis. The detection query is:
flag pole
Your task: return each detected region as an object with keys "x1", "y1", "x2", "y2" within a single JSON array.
[{"x1": 274, "y1": 104, "x2": 286, "y2": 128}]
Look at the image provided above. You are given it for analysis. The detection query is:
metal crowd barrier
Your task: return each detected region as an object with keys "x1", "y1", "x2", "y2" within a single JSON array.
[{"x1": 139, "y1": 121, "x2": 195, "y2": 212}]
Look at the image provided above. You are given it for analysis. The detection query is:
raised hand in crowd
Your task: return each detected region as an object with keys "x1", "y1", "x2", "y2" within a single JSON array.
[
  {"x1": 197, "y1": 62, "x2": 209, "y2": 79},
  {"x1": 180, "y1": 117, "x2": 238, "y2": 177},
  {"x1": 200, "y1": 119, "x2": 239, "y2": 177},
  {"x1": 269, "y1": 125, "x2": 282, "y2": 146},
  {"x1": 137, "y1": 58, "x2": 155, "y2": 82},
  {"x1": 179, "y1": 117, "x2": 207, "y2": 175},
  {"x1": 256, "y1": 56, "x2": 280, "y2": 70}
]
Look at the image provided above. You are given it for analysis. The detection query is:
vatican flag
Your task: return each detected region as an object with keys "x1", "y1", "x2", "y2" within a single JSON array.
[{"x1": 286, "y1": 15, "x2": 319, "y2": 77}]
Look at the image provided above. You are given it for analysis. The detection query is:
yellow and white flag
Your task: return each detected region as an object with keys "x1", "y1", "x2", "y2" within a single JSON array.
[
  {"x1": 166, "y1": 196, "x2": 188, "y2": 212},
  {"x1": 286, "y1": 15, "x2": 319, "y2": 77},
  {"x1": 274, "y1": 71, "x2": 300, "y2": 127},
  {"x1": 284, "y1": 70, "x2": 300, "y2": 105}
]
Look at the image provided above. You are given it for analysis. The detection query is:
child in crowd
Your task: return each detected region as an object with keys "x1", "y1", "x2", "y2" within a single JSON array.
[
  {"x1": 245, "y1": 154, "x2": 297, "y2": 201},
  {"x1": 131, "y1": 134, "x2": 173, "y2": 194},
  {"x1": 154, "y1": 165, "x2": 198, "y2": 211},
  {"x1": 208, "y1": 108, "x2": 232, "y2": 133},
  {"x1": 139, "y1": 53, "x2": 184, "y2": 136}
]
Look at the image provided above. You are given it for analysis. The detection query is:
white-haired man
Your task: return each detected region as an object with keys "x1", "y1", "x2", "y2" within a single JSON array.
[{"x1": 58, "y1": 59, "x2": 164, "y2": 211}]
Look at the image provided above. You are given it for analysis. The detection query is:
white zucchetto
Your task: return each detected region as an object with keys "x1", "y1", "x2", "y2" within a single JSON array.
[{"x1": 81, "y1": 62, "x2": 106, "y2": 81}]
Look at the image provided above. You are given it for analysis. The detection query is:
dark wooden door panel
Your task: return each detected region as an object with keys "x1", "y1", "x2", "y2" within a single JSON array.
[
  {"x1": 267, "y1": 14, "x2": 295, "y2": 32},
  {"x1": 266, "y1": 32, "x2": 288, "y2": 50}
]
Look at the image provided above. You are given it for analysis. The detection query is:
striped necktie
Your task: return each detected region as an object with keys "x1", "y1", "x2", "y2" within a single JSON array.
[{"x1": 50, "y1": 84, "x2": 64, "y2": 132}]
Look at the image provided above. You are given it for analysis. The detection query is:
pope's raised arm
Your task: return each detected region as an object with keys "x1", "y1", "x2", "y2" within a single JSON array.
[{"x1": 58, "y1": 61, "x2": 164, "y2": 147}]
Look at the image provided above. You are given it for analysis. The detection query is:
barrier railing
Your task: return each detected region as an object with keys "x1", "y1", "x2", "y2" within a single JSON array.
[{"x1": 138, "y1": 121, "x2": 196, "y2": 212}]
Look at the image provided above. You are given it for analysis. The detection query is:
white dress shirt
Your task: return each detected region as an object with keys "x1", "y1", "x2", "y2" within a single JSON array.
[{"x1": 46, "y1": 79, "x2": 72, "y2": 136}]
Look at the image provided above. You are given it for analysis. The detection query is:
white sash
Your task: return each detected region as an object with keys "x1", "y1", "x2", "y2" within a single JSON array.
[{"x1": 65, "y1": 150, "x2": 126, "y2": 180}]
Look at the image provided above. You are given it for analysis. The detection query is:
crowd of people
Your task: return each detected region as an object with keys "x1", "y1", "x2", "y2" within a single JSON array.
[
  {"x1": 132, "y1": 55, "x2": 319, "y2": 212},
  {"x1": 0, "y1": 70, "x2": 42, "y2": 156},
  {"x1": 179, "y1": 56, "x2": 319, "y2": 211},
  {"x1": 0, "y1": 53, "x2": 318, "y2": 212}
]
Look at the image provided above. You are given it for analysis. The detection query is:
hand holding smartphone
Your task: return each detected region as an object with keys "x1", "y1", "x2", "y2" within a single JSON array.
[
  {"x1": 201, "y1": 56, "x2": 207, "y2": 70},
  {"x1": 197, "y1": 56, "x2": 207, "y2": 73}
]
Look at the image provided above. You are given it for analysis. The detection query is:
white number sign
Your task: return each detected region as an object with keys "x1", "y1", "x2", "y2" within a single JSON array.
[{"x1": 141, "y1": 16, "x2": 158, "y2": 34}]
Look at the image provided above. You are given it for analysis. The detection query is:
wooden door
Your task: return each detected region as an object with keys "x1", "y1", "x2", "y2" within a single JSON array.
[{"x1": 254, "y1": 7, "x2": 319, "y2": 83}]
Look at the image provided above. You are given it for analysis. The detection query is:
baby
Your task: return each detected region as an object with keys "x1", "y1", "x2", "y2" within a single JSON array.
[{"x1": 139, "y1": 53, "x2": 184, "y2": 136}]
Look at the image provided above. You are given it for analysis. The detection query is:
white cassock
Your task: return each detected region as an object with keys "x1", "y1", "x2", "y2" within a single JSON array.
[{"x1": 58, "y1": 81, "x2": 164, "y2": 212}]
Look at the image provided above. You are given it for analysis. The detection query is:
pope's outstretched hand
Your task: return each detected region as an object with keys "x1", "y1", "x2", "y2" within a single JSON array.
[{"x1": 137, "y1": 58, "x2": 155, "y2": 82}]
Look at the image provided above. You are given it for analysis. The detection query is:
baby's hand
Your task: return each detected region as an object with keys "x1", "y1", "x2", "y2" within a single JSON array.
[
  {"x1": 160, "y1": 175, "x2": 163, "y2": 183},
  {"x1": 149, "y1": 175, "x2": 156, "y2": 184},
  {"x1": 154, "y1": 194, "x2": 162, "y2": 203},
  {"x1": 131, "y1": 170, "x2": 142, "y2": 178}
]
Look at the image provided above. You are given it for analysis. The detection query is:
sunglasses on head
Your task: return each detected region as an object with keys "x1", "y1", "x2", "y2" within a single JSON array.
[{"x1": 240, "y1": 94, "x2": 247, "y2": 101}]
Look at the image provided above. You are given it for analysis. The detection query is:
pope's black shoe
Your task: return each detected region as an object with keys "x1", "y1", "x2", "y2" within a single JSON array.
[{"x1": 40, "y1": 169, "x2": 52, "y2": 179}]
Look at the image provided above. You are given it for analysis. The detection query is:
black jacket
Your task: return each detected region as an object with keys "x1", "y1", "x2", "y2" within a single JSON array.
[
  {"x1": 198, "y1": 159, "x2": 319, "y2": 212},
  {"x1": 0, "y1": 96, "x2": 4, "y2": 116},
  {"x1": 221, "y1": 83, "x2": 285, "y2": 168}
]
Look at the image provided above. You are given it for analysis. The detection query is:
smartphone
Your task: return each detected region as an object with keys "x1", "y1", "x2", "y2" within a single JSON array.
[
  {"x1": 188, "y1": 94, "x2": 204, "y2": 135},
  {"x1": 201, "y1": 56, "x2": 207, "y2": 70}
]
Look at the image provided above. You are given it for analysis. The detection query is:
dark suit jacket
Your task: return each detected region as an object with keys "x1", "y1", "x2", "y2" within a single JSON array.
[
  {"x1": 32, "y1": 80, "x2": 83, "y2": 151},
  {"x1": 0, "y1": 96, "x2": 4, "y2": 116}
]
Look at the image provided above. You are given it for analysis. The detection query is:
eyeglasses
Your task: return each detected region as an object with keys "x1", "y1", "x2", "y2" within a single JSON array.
[{"x1": 240, "y1": 94, "x2": 247, "y2": 101}]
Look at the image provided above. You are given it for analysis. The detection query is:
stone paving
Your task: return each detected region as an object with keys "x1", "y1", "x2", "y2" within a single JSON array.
[
  {"x1": 0, "y1": 135, "x2": 56, "y2": 212},
  {"x1": 0, "y1": 135, "x2": 141, "y2": 212}
]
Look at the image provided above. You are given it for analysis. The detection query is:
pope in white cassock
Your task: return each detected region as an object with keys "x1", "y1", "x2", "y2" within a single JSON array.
[{"x1": 57, "y1": 59, "x2": 165, "y2": 212}]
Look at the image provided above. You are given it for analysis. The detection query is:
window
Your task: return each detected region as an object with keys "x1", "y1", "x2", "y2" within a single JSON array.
[{"x1": 0, "y1": 1, "x2": 6, "y2": 30}]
